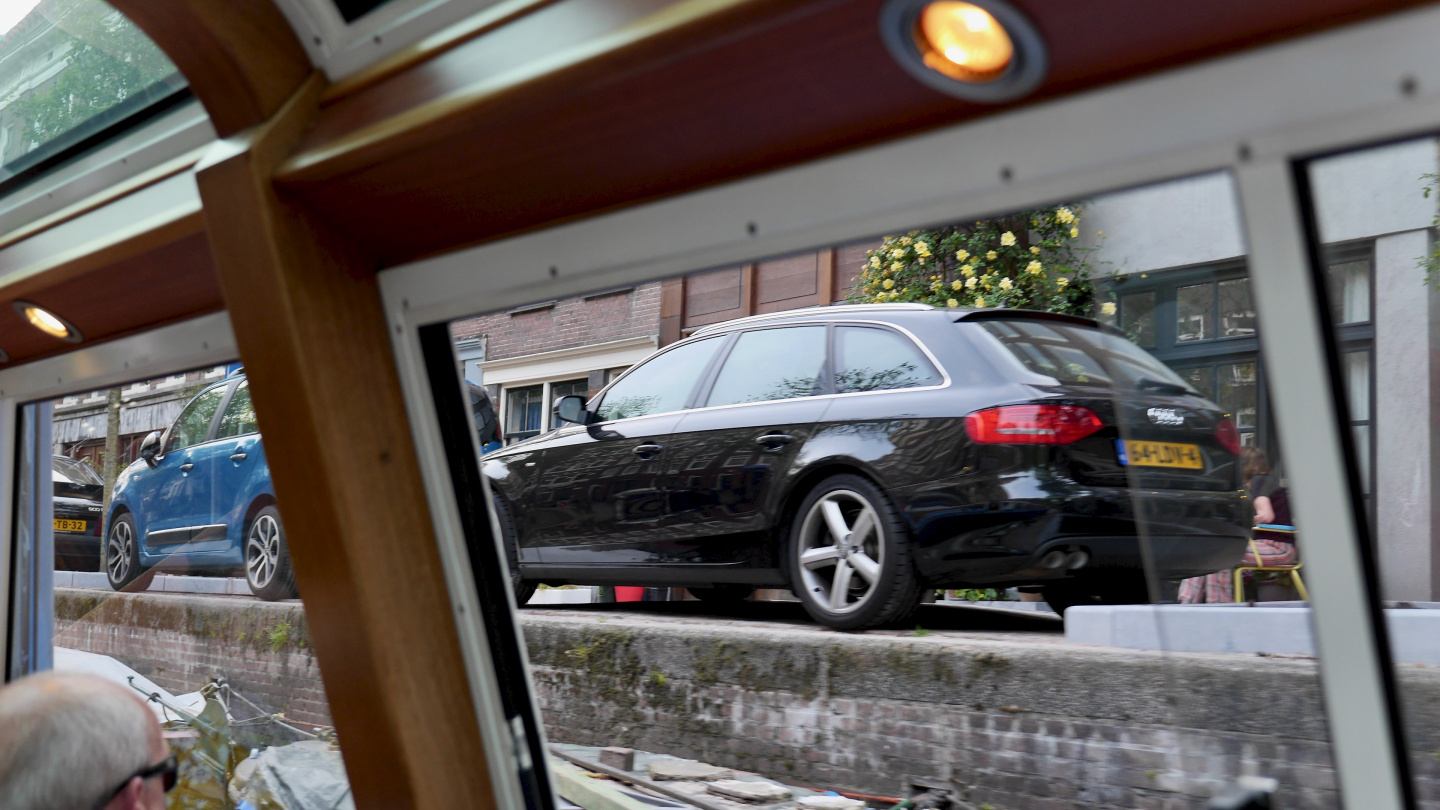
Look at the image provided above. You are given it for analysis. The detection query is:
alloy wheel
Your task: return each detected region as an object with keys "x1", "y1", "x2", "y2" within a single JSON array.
[
  {"x1": 247, "y1": 514, "x2": 281, "y2": 590},
  {"x1": 107, "y1": 521, "x2": 132, "y2": 583},
  {"x1": 796, "y1": 490, "x2": 885, "y2": 613}
]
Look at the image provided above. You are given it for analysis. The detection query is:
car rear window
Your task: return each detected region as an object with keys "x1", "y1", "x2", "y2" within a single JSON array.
[
  {"x1": 52, "y1": 456, "x2": 103, "y2": 486},
  {"x1": 974, "y1": 319, "x2": 1200, "y2": 394}
]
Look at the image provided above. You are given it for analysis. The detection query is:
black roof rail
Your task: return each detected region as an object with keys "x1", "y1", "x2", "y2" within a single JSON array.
[{"x1": 954, "y1": 308, "x2": 1102, "y2": 329}]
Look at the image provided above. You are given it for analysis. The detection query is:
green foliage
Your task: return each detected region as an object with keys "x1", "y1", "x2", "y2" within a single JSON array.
[
  {"x1": 946, "y1": 588, "x2": 1004, "y2": 602},
  {"x1": 849, "y1": 205, "x2": 1101, "y2": 316},
  {"x1": 267, "y1": 622, "x2": 291, "y2": 653},
  {"x1": 10, "y1": 0, "x2": 176, "y2": 146},
  {"x1": 912, "y1": 626, "x2": 931, "y2": 637},
  {"x1": 1420, "y1": 174, "x2": 1440, "y2": 288}
]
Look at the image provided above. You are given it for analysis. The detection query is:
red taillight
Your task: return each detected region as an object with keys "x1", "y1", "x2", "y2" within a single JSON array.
[
  {"x1": 965, "y1": 404, "x2": 1105, "y2": 445},
  {"x1": 1216, "y1": 418, "x2": 1241, "y2": 456}
]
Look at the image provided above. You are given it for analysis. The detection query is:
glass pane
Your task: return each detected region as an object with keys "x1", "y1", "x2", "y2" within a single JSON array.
[
  {"x1": 1176, "y1": 282, "x2": 1214, "y2": 341},
  {"x1": 161, "y1": 383, "x2": 226, "y2": 453},
  {"x1": 834, "y1": 326, "x2": 941, "y2": 392},
  {"x1": 0, "y1": 1, "x2": 185, "y2": 184},
  {"x1": 1180, "y1": 366, "x2": 1216, "y2": 401},
  {"x1": 506, "y1": 384, "x2": 543, "y2": 438},
  {"x1": 426, "y1": 175, "x2": 1338, "y2": 808},
  {"x1": 1218, "y1": 278, "x2": 1256, "y2": 337},
  {"x1": 1217, "y1": 361, "x2": 1258, "y2": 429},
  {"x1": 705, "y1": 326, "x2": 826, "y2": 406},
  {"x1": 216, "y1": 379, "x2": 257, "y2": 439},
  {"x1": 38, "y1": 366, "x2": 352, "y2": 807},
  {"x1": 1344, "y1": 351, "x2": 1370, "y2": 422},
  {"x1": 594, "y1": 336, "x2": 723, "y2": 421},
  {"x1": 1329, "y1": 259, "x2": 1372, "y2": 324},
  {"x1": 549, "y1": 378, "x2": 589, "y2": 404},
  {"x1": 1120, "y1": 291, "x2": 1156, "y2": 346}
]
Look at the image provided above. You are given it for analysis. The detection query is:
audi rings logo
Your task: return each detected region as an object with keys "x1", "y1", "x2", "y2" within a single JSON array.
[{"x1": 1147, "y1": 407, "x2": 1185, "y2": 426}]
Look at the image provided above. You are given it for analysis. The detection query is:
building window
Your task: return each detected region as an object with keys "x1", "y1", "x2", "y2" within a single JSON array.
[
  {"x1": 549, "y1": 378, "x2": 589, "y2": 407},
  {"x1": 505, "y1": 385, "x2": 544, "y2": 441}
]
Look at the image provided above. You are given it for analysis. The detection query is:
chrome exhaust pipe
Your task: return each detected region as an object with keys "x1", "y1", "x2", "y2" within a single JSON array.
[
  {"x1": 1066, "y1": 550, "x2": 1090, "y2": 570},
  {"x1": 1039, "y1": 550, "x2": 1068, "y2": 569}
]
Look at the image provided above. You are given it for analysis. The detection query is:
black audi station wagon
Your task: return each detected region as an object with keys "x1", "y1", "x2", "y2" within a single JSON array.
[{"x1": 485, "y1": 304, "x2": 1249, "y2": 629}]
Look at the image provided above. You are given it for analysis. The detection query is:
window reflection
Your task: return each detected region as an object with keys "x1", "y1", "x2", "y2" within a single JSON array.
[
  {"x1": 1176, "y1": 282, "x2": 1214, "y2": 341},
  {"x1": 0, "y1": 1, "x2": 184, "y2": 183}
]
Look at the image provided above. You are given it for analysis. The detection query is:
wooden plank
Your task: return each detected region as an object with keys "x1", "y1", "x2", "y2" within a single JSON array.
[
  {"x1": 755, "y1": 253, "x2": 817, "y2": 305},
  {"x1": 740, "y1": 263, "x2": 756, "y2": 317},
  {"x1": 111, "y1": 0, "x2": 311, "y2": 137},
  {"x1": 684, "y1": 266, "x2": 742, "y2": 321},
  {"x1": 817, "y1": 247, "x2": 836, "y2": 305},
  {"x1": 193, "y1": 75, "x2": 496, "y2": 809}
]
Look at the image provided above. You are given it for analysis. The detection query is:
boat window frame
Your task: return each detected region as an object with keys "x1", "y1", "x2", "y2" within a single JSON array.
[{"x1": 376, "y1": 8, "x2": 1440, "y2": 808}]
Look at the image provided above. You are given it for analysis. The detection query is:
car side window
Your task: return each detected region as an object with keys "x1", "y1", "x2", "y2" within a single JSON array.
[
  {"x1": 705, "y1": 326, "x2": 827, "y2": 407},
  {"x1": 216, "y1": 380, "x2": 258, "y2": 439},
  {"x1": 834, "y1": 326, "x2": 942, "y2": 393},
  {"x1": 163, "y1": 385, "x2": 228, "y2": 453},
  {"x1": 594, "y1": 336, "x2": 724, "y2": 422}
]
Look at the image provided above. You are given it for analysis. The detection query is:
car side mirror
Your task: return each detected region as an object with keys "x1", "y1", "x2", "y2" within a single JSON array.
[
  {"x1": 139, "y1": 431, "x2": 162, "y2": 468},
  {"x1": 554, "y1": 395, "x2": 591, "y2": 425}
]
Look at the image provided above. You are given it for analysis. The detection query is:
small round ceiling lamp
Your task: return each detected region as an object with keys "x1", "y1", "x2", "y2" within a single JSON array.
[
  {"x1": 15, "y1": 301, "x2": 82, "y2": 343},
  {"x1": 881, "y1": 0, "x2": 1047, "y2": 102}
]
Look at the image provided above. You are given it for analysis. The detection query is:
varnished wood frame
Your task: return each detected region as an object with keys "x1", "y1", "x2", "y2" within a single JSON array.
[
  {"x1": 107, "y1": 0, "x2": 312, "y2": 137},
  {"x1": 377, "y1": 8, "x2": 1440, "y2": 808}
]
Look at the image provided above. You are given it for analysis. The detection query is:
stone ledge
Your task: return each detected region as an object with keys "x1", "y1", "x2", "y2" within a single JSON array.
[{"x1": 1065, "y1": 604, "x2": 1440, "y2": 664}]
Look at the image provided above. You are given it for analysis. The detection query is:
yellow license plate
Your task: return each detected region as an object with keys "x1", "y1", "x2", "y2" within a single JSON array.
[
  {"x1": 1118, "y1": 440, "x2": 1204, "y2": 469},
  {"x1": 54, "y1": 519, "x2": 87, "y2": 532}
]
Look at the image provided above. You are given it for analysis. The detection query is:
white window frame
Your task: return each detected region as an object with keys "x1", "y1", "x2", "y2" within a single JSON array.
[{"x1": 378, "y1": 7, "x2": 1440, "y2": 808}]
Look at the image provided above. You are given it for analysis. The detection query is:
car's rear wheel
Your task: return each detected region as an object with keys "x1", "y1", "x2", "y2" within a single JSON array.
[
  {"x1": 788, "y1": 474, "x2": 921, "y2": 631},
  {"x1": 491, "y1": 494, "x2": 536, "y2": 607},
  {"x1": 106, "y1": 514, "x2": 154, "y2": 592},
  {"x1": 1041, "y1": 575, "x2": 1151, "y2": 616},
  {"x1": 688, "y1": 584, "x2": 755, "y2": 603},
  {"x1": 246, "y1": 506, "x2": 298, "y2": 601}
]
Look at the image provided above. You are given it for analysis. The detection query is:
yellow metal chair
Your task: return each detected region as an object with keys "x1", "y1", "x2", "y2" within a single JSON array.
[{"x1": 1232, "y1": 524, "x2": 1307, "y2": 602}]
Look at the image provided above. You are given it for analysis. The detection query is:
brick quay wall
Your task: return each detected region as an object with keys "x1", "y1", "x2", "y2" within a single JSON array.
[
  {"x1": 522, "y1": 609, "x2": 1440, "y2": 810},
  {"x1": 52, "y1": 590, "x2": 1440, "y2": 808}
]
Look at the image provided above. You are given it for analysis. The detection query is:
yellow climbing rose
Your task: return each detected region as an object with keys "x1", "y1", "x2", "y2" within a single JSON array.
[{"x1": 1000, "y1": 232, "x2": 1016, "y2": 246}]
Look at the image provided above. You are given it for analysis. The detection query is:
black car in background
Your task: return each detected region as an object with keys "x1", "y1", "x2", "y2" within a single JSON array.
[
  {"x1": 53, "y1": 455, "x2": 104, "y2": 570},
  {"x1": 485, "y1": 304, "x2": 1249, "y2": 628}
]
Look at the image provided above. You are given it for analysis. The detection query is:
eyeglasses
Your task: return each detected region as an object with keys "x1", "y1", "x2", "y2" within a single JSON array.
[{"x1": 93, "y1": 753, "x2": 178, "y2": 809}]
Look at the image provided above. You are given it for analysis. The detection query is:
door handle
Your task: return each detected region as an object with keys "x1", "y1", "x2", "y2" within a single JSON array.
[
  {"x1": 230, "y1": 452, "x2": 248, "y2": 462},
  {"x1": 756, "y1": 434, "x2": 794, "y2": 450},
  {"x1": 179, "y1": 463, "x2": 194, "y2": 472},
  {"x1": 633, "y1": 444, "x2": 663, "y2": 459}
]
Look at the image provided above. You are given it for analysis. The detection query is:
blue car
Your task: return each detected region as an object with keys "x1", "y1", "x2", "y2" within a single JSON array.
[{"x1": 105, "y1": 372, "x2": 296, "y2": 600}]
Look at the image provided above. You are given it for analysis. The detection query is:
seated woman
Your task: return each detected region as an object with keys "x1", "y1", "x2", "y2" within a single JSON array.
[{"x1": 1179, "y1": 447, "x2": 1298, "y2": 603}]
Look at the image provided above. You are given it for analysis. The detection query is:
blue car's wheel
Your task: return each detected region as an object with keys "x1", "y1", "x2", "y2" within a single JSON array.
[
  {"x1": 245, "y1": 506, "x2": 297, "y2": 601},
  {"x1": 105, "y1": 514, "x2": 154, "y2": 592}
]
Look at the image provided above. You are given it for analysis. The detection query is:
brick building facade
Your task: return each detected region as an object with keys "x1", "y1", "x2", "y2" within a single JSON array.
[{"x1": 451, "y1": 241, "x2": 873, "y2": 443}]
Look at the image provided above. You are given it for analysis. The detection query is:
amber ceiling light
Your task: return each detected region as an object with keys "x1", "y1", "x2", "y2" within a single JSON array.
[
  {"x1": 881, "y1": 0, "x2": 1046, "y2": 102},
  {"x1": 15, "y1": 301, "x2": 82, "y2": 343}
]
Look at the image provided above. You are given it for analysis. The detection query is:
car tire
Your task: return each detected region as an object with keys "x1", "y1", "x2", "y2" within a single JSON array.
[
  {"x1": 788, "y1": 474, "x2": 922, "y2": 631},
  {"x1": 245, "y1": 506, "x2": 298, "y2": 601},
  {"x1": 491, "y1": 493, "x2": 536, "y2": 606},
  {"x1": 688, "y1": 584, "x2": 755, "y2": 603},
  {"x1": 1041, "y1": 575, "x2": 1151, "y2": 616},
  {"x1": 106, "y1": 513, "x2": 154, "y2": 592}
]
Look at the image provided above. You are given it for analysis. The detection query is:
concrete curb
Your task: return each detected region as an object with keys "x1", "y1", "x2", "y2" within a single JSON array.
[{"x1": 1065, "y1": 604, "x2": 1440, "y2": 663}]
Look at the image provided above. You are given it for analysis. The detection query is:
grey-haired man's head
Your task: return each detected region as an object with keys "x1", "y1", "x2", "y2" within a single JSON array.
[{"x1": 0, "y1": 671, "x2": 169, "y2": 810}]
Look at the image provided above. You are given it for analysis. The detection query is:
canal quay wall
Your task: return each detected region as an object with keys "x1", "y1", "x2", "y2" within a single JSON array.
[
  {"x1": 54, "y1": 588, "x2": 331, "y2": 728},
  {"x1": 52, "y1": 589, "x2": 1440, "y2": 809},
  {"x1": 523, "y1": 610, "x2": 1440, "y2": 810}
]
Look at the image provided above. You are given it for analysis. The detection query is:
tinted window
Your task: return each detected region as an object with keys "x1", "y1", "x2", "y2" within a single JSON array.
[
  {"x1": 706, "y1": 326, "x2": 827, "y2": 406},
  {"x1": 834, "y1": 326, "x2": 941, "y2": 393},
  {"x1": 215, "y1": 380, "x2": 257, "y2": 439},
  {"x1": 163, "y1": 385, "x2": 227, "y2": 453},
  {"x1": 976, "y1": 319, "x2": 1198, "y2": 394},
  {"x1": 595, "y1": 337, "x2": 723, "y2": 421}
]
